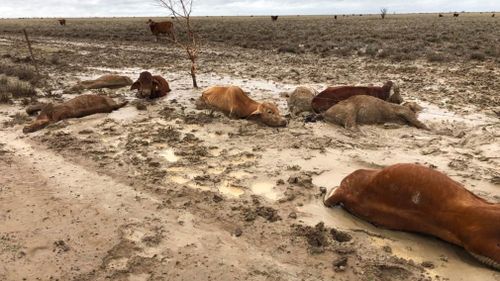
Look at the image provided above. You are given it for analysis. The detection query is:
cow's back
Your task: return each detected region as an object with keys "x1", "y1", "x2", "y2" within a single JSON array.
[
  {"x1": 329, "y1": 163, "x2": 489, "y2": 241},
  {"x1": 312, "y1": 86, "x2": 390, "y2": 113},
  {"x1": 202, "y1": 86, "x2": 256, "y2": 117}
]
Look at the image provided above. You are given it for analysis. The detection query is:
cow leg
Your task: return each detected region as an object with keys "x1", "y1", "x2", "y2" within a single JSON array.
[
  {"x1": 323, "y1": 187, "x2": 342, "y2": 207},
  {"x1": 344, "y1": 112, "x2": 359, "y2": 132},
  {"x1": 398, "y1": 110, "x2": 429, "y2": 130}
]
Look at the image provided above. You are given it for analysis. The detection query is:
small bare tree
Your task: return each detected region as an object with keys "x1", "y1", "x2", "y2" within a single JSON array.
[
  {"x1": 155, "y1": 0, "x2": 200, "y2": 88},
  {"x1": 380, "y1": 8, "x2": 388, "y2": 19}
]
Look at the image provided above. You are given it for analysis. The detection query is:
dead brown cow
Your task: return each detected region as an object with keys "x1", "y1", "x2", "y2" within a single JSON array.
[
  {"x1": 72, "y1": 74, "x2": 133, "y2": 90},
  {"x1": 130, "y1": 71, "x2": 171, "y2": 99},
  {"x1": 311, "y1": 81, "x2": 402, "y2": 113},
  {"x1": 58, "y1": 19, "x2": 66, "y2": 26},
  {"x1": 23, "y1": 95, "x2": 128, "y2": 133},
  {"x1": 147, "y1": 19, "x2": 175, "y2": 41},
  {"x1": 198, "y1": 86, "x2": 287, "y2": 127},
  {"x1": 323, "y1": 95, "x2": 428, "y2": 131},
  {"x1": 324, "y1": 163, "x2": 500, "y2": 270}
]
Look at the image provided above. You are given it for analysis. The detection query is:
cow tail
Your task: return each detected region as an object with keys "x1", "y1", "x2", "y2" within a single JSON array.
[{"x1": 113, "y1": 101, "x2": 128, "y2": 110}]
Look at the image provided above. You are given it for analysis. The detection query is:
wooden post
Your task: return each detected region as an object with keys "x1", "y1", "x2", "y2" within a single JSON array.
[{"x1": 22, "y1": 29, "x2": 40, "y2": 76}]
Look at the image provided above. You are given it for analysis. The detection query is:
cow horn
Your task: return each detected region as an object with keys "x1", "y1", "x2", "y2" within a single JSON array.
[{"x1": 323, "y1": 186, "x2": 339, "y2": 207}]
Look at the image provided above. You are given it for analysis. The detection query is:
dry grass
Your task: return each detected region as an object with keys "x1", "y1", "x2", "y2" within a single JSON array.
[
  {"x1": 0, "y1": 14, "x2": 498, "y2": 62},
  {"x1": 0, "y1": 74, "x2": 37, "y2": 102},
  {"x1": 0, "y1": 60, "x2": 38, "y2": 82}
]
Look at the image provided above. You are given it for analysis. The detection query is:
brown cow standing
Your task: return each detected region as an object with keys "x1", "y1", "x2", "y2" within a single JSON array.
[
  {"x1": 23, "y1": 95, "x2": 128, "y2": 133},
  {"x1": 130, "y1": 71, "x2": 171, "y2": 99},
  {"x1": 438, "y1": 14, "x2": 444, "y2": 17},
  {"x1": 147, "y1": 19, "x2": 175, "y2": 41},
  {"x1": 453, "y1": 13, "x2": 459, "y2": 17},
  {"x1": 324, "y1": 163, "x2": 500, "y2": 270},
  {"x1": 311, "y1": 81, "x2": 402, "y2": 113},
  {"x1": 271, "y1": 16, "x2": 279, "y2": 21},
  {"x1": 198, "y1": 86, "x2": 287, "y2": 127},
  {"x1": 58, "y1": 19, "x2": 66, "y2": 26}
]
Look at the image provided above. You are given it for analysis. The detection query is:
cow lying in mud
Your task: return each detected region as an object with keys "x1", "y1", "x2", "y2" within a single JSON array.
[
  {"x1": 323, "y1": 95, "x2": 428, "y2": 131},
  {"x1": 23, "y1": 95, "x2": 128, "y2": 133},
  {"x1": 286, "y1": 86, "x2": 318, "y2": 117},
  {"x1": 324, "y1": 163, "x2": 500, "y2": 270},
  {"x1": 72, "y1": 75, "x2": 133, "y2": 90},
  {"x1": 131, "y1": 71, "x2": 171, "y2": 99},
  {"x1": 197, "y1": 86, "x2": 287, "y2": 127},
  {"x1": 312, "y1": 81, "x2": 402, "y2": 113}
]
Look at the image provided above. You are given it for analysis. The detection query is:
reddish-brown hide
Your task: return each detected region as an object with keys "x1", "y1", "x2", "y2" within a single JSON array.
[
  {"x1": 324, "y1": 163, "x2": 500, "y2": 269},
  {"x1": 147, "y1": 19, "x2": 175, "y2": 41},
  {"x1": 199, "y1": 86, "x2": 287, "y2": 127},
  {"x1": 130, "y1": 71, "x2": 171, "y2": 99},
  {"x1": 311, "y1": 81, "x2": 402, "y2": 113}
]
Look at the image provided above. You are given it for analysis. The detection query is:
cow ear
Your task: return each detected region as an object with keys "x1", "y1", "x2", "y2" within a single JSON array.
[
  {"x1": 130, "y1": 82, "x2": 140, "y2": 90},
  {"x1": 249, "y1": 105, "x2": 263, "y2": 116}
]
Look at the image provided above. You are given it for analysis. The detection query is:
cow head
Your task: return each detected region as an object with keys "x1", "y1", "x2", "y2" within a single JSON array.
[
  {"x1": 387, "y1": 81, "x2": 403, "y2": 104},
  {"x1": 249, "y1": 102, "x2": 287, "y2": 127},
  {"x1": 23, "y1": 103, "x2": 54, "y2": 133},
  {"x1": 147, "y1": 19, "x2": 155, "y2": 26},
  {"x1": 403, "y1": 102, "x2": 423, "y2": 113},
  {"x1": 131, "y1": 71, "x2": 158, "y2": 99}
]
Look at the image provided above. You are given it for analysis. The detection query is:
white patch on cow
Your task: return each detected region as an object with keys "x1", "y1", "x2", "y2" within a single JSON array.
[{"x1": 411, "y1": 192, "x2": 421, "y2": 205}]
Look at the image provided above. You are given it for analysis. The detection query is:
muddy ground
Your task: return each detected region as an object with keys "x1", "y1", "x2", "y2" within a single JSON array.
[{"x1": 0, "y1": 15, "x2": 499, "y2": 281}]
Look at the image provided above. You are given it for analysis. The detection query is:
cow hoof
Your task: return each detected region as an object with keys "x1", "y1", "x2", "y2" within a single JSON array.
[
  {"x1": 323, "y1": 186, "x2": 338, "y2": 206},
  {"x1": 469, "y1": 252, "x2": 500, "y2": 271}
]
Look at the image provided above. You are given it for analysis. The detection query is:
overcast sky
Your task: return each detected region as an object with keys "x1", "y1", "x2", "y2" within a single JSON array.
[{"x1": 0, "y1": 0, "x2": 498, "y2": 18}]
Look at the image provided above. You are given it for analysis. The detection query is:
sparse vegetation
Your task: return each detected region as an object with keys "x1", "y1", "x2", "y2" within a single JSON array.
[
  {"x1": 0, "y1": 15, "x2": 498, "y2": 62},
  {"x1": 380, "y1": 8, "x2": 388, "y2": 19},
  {"x1": 0, "y1": 74, "x2": 37, "y2": 102},
  {"x1": 0, "y1": 61, "x2": 38, "y2": 82}
]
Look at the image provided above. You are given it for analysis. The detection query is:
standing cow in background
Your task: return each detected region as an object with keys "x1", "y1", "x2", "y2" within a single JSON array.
[
  {"x1": 271, "y1": 16, "x2": 278, "y2": 21},
  {"x1": 58, "y1": 19, "x2": 66, "y2": 26},
  {"x1": 147, "y1": 19, "x2": 175, "y2": 42},
  {"x1": 453, "y1": 13, "x2": 460, "y2": 17}
]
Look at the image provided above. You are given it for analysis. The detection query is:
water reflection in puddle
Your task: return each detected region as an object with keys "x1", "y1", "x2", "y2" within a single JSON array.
[
  {"x1": 161, "y1": 149, "x2": 178, "y2": 163},
  {"x1": 219, "y1": 181, "x2": 245, "y2": 197},
  {"x1": 250, "y1": 181, "x2": 280, "y2": 201}
]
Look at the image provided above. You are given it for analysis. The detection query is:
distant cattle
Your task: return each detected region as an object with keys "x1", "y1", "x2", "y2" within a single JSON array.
[
  {"x1": 271, "y1": 16, "x2": 278, "y2": 21},
  {"x1": 131, "y1": 71, "x2": 171, "y2": 99},
  {"x1": 58, "y1": 19, "x2": 66, "y2": 26},
  {"x1": 439, "y1": 14, "x2": 444, "y2": 17},
  {"x1": 324, "y1": 163, "x2": 500, "y2": 270},
  {"x1": 493, "y1": 14, "x2": 495, "y2": 18},
  {"x1": 311, "y1": 81, "x2": 402, "y2": 113},
  {"x1": 198, "y1": 86, "x2": 287, "y2": 127},
  {"x1": 453, "y1": 13, "x2": 459, "y2": 17},
  {"x1": 147, "y1": 19, "x2": 175, "y2": 42},
  {"x1": 334, "y1": 15, "x2": 337, "y2": 20},
  {"x1": 23, "y1": 95, "x2": 128, "y2": 133}
]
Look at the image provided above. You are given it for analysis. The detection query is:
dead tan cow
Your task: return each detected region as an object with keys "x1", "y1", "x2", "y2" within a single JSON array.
[
  {"x1": 198, "y1": 86, "x2": 287, "y2": 127},
  {"x1": 72, "y1": 75, "x2": 133, "y2": 90},
  {"x1": 23, "y1": 95, "x2": 128, "y2": 133},
  {"x1": 287, "y1": 86, "x2": 318, "y2": 117},
  {"x1": 147, "y1": 19, "x2": 175, "y2": 41},
  {"x1": 324, "y1": 95, "x2": 428, "y2": 131}
]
